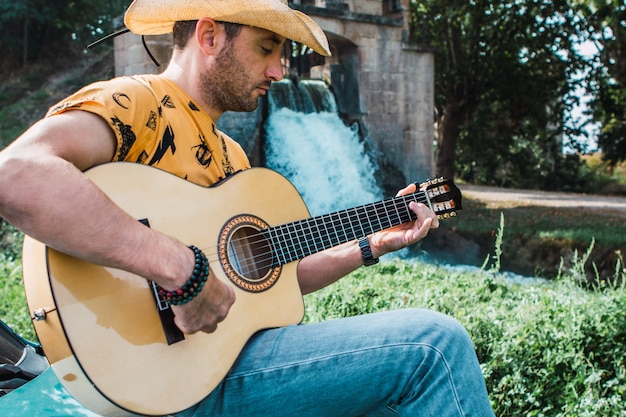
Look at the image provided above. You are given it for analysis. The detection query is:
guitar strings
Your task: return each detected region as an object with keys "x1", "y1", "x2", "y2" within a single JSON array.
[
  {"x1": 196, "y1": 190, "x2": 435, "y2": 275},
  {"x1": 206, "y1": 190, "x2": 431, "y2": 272}
]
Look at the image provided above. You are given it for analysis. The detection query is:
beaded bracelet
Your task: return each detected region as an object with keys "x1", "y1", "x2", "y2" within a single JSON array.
[{"x1": 155, "y1": 245, "x2": 209, "y2": 305}]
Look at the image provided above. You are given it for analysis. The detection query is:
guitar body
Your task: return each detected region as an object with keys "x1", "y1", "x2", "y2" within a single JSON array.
[{"x1": 23, "y1": 164, "x2": 310, "y2": 416}]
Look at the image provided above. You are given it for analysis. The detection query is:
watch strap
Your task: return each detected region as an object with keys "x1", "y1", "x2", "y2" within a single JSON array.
[{"x1": 358, "y1": 236, "x2": 379, "y2": 266}]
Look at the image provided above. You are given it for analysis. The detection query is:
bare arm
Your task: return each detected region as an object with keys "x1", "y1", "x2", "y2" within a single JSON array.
[
  {"x1": 297, "y1": 184, "x2": 439, "y2": 294},
  {"x1": 0, "y1": 111, "x2": 233, "y2": 333}
]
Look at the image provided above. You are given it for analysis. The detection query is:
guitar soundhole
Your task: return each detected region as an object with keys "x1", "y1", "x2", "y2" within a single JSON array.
[{"x1": 218, "y1": 215, "x2": 281, "y2": 293}]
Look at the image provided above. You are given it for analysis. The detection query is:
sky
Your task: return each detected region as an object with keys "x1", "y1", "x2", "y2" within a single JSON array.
[{"x1": 566, "y1": 39, "x2": 601, "y2": 153}]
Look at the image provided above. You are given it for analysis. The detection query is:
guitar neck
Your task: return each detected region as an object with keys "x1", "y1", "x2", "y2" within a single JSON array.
[{"x1": 266, "y1": 190, "x2": 428, "y2": 266}]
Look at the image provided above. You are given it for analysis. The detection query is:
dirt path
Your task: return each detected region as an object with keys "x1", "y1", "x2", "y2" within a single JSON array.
[{"x1": 460, "y1": 184, "x2": 626, "y2": 217}]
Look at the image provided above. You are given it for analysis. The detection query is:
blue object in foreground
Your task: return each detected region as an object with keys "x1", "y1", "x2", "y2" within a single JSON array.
[{"x1": 0, "y1": 367, "x2": 101, "y2": 417}]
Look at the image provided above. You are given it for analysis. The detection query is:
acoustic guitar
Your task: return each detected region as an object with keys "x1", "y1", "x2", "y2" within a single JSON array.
[{"x1": 22, "y1": 163, "x2": 461, "y2": 416}]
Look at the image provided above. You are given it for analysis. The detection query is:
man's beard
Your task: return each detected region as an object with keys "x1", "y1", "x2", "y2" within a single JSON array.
[{"x1": 200, "y1": 42, "x2": 265, "y2": 114}]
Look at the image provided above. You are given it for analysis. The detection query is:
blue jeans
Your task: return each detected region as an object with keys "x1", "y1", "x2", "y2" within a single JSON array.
[{"x1": 177, "y1": 308, "x2": 495, "y2": 417}]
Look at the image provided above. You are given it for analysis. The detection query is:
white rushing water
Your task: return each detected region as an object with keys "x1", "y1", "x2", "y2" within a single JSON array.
[{"x1": 264, "y1": 79, "x2": 382, "y2": 216}]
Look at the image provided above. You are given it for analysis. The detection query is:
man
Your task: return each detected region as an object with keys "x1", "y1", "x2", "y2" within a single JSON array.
[{"x1": 0, "y1": 0, "x2": 495, "y2": 416}]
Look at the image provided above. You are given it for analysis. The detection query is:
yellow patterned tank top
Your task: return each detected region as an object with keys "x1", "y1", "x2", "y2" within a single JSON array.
[{"x1": 46, "y1": 74, "x2": 250, "y2": 186}]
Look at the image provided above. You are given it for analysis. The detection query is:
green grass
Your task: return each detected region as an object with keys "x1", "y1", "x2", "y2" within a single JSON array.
[
  {"x1": 0, "y1": 49, "x2": 114, "y2": 149},
  {"x1": 0, "y1": 221, "x2": 30, "y2": 340},
  {"x1": 0, "y1": 255, "x2": 31, "y2": 341},
  {"x1": 304, "y1": 260, "x2": 626, "y2": 416},
  {"x1": 452, "y1": 199, "x2": 626, "y2": 247},
  {"x1": 439, "y1": 198, "x2": 626, "y2": 280}
]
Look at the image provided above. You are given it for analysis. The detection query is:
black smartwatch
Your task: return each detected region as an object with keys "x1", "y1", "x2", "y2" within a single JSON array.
[{"x1": 358, "y1": 236, "x2": 379, "y2": 266}]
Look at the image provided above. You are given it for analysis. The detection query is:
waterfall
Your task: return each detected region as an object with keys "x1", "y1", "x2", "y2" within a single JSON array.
[{"x1": 264, "y1": 79, "x2": 382, "y2": 216}]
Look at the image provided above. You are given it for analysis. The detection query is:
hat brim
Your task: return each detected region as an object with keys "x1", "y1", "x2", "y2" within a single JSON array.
[{"x1": 124, "y1": 0, "x2": 331, "y2": 56}]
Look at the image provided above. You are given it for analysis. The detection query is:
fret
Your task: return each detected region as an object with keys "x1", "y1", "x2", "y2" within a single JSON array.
[
  {"x1": 287, "y1": 223, "x2": 304, "y2": 261},
  {"x1": 402, "y1": 196, "x2": 414, "y2": 223},
  {"x1": 301, "y1": 218, "x2": 316, "y2": 255},
  {"x1": 338, "y1": 210, "x2": 350, "y2": 241},
  {"x1": 294, "y1": 221, "x2": 310, "y2": 258},
  {"x1": 293, "y1": 222, "x2": 306, "y2": 258},
  {"x1": 395, "y1": 195, "x2": 412, "y2": 224},
  {"x1": 369, "y1": 201, "x2": 383, "y2": 231},
  {"x1": 279, "y1": 223, "x2": 298, "y2": 263},
  {"x1": 342, "y1": 208, "x2": 355, "y2": 240},
  {"x1": 404, "y1": 194, "x2": 416, "y2": 220},
  {"x1": 266, "y1": 227, "x2": 284, "y2": 267},
  {"x1": 329, "y1": 212, "x2": 343, "y2": 247},
  {"x1": 270, "y1": 223, "x2": 285, "y2": 264},
  {"x1": 340, "y1": 207, "x2": 359, "y2": 242},
  {"x1": 393, "y1": 197, "x2": 403, "y2": 225},
  {"x1": 361, "y1": 204, "x2": 374, "y2": 235},
  {"x1": 379, "y1": 200, "x2": 393, "y2": 230},
  {"x1": 352, "y1": 206, "x2": 368, "y2": 237},
  {"x1": 315, "y1": 215, "x2": 332, "y2": 250}
]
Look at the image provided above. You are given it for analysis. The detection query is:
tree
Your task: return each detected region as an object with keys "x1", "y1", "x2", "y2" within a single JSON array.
[
  {"x1": 0, "y1": 0, "x2": 127, "y2": 74},
  {"x1": 411, "y1": 0, "x2": 589, "y2": 189},
  {"x1": 581, "y1": 0, "x2": 626, "y2": 167}
]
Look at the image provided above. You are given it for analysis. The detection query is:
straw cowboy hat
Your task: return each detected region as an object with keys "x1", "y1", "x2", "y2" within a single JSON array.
[{"x1": 124, "y1": 0, "x2": 331, "y2": 56}]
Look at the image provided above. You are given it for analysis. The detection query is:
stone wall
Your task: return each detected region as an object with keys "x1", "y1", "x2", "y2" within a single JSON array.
[
  {"x1": 295, "y1": 0, "x2": 434, "y2": 190},
  {"x1": 113, "y1": 0, "x2": 434, "y2": 193},
  {"x1": 297, "y1": 0, "x2": 404, "y2": 17},
  {"x1": 114, "y1": 31, "x2": 171, "y2": 76}
]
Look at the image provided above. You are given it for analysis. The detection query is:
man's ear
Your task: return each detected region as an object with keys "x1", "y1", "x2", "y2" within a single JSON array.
[{"x1": 195, "y1": 17, "x2": 222, "y2": 56}]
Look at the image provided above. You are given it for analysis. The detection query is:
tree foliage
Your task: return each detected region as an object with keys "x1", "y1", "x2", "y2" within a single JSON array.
[
  {"x1": 0, "y1": 0, "x2": 127, "y2": 74},
  {"x1": 580, "y1": 0, "x2": 626, "y2": 167},
  {"x1": 410, "y1": 0, "x2": 602, "y2": 189},
  {"x1": 1, "y1": 0, "x2": 623, "y2": 186}
]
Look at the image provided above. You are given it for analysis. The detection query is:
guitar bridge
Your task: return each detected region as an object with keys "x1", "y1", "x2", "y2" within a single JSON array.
[
  {"x1": 139, "y1": 217, "x2": 185, "y2": 345},
  {"x1": 149, "y1": 281, "x2": 185, "y2": 345}
]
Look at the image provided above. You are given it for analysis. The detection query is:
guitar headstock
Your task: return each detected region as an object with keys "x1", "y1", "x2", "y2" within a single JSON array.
[{"x1": 418, "y1": 178, "x2": 463, "y2": 220}]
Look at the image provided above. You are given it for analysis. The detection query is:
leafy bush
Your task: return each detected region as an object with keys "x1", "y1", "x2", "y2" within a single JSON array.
[
  {"x1": 0, "y1": 255, "x2": 31, "y2": 341},
  {"x1": 305, "y1": 257, "x2": 626, "y2": 416},
  {"x1": 0, "y1": 219, "x2": 23, "y2": 262}
]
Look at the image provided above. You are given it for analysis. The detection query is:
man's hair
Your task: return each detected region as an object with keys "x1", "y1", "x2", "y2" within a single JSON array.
[{"x1": 172, "y1": 20, "x2": 244, "y2": 49}]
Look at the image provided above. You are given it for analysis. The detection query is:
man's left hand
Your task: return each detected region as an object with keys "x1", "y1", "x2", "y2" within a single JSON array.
[{"x1": 368, "y1": 183, "x2": 440, "y2": 258}]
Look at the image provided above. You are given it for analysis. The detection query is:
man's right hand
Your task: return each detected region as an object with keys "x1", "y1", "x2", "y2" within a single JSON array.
[{"x1": 171, "y1": 272, "x2": 236, "y2": 334}]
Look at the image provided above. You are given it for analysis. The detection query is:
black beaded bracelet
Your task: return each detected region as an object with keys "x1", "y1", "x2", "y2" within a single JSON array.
[{"x1": 155, "y1": 245, "x2": 209, "y2": 305}]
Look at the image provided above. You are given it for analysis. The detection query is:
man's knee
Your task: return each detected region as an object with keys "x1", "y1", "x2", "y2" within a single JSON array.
[{"x1": 398, "y1": 308, "x2": 474, "y2": 352}]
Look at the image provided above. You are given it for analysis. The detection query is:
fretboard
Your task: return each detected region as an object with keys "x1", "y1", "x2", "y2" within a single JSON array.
[{"x1": 265, "y1": 190, "x2": 429, "y2": 266}]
